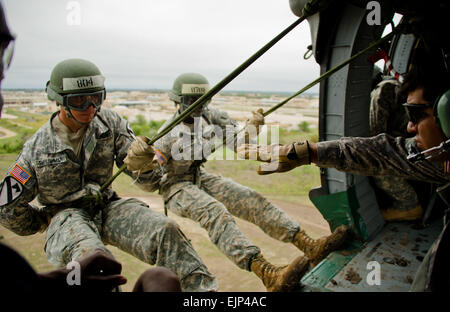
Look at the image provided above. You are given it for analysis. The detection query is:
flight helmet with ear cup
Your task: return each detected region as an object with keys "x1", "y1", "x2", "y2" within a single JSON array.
[{"x1": 434, "y1": 90, "x2": 450, "y2": 137}]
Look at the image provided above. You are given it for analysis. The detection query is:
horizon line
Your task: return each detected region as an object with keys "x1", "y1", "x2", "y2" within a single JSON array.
[{"x1": 2, "y1": 87, "x2": 319, "y2": 96}]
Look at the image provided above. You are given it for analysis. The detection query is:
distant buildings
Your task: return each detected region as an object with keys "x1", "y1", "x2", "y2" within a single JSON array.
[
  {"x1": 1, "y1": 90, "x2": 318, "y2": 130},
  {"x1": 112, "y1": 100, "x2": 149, "y2": 106}
]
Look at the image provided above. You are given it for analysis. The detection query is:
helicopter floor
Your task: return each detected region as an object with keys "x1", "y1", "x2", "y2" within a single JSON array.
[
  {"x1": 323, "y1": 220, "x2": 443, "y2": 292},
  {"x1": 300, "y1": 219, "x2": 443, "y2": 291}
]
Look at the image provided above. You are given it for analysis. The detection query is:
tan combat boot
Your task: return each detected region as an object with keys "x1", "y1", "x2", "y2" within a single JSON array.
[
  {"x1": 293, "y1": 225, "x2": 349, "y2": 267},
  {"x1": 250, "y1": 254, "x2": 310, "y2": 292}
]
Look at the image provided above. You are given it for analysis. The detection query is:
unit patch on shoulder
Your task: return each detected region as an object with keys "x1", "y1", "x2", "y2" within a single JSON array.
[
  {"x1": 9, "y1": 164, "x2": 31, "y2": 185},
  {"x1": 0, "y1": 176, "x2": 23, "y2": 206}
]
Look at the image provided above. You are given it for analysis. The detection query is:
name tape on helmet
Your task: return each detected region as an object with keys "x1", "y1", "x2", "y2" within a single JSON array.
[
  {"x1": 181, "y1": 84, "x2": 210, "y2": 95},
  {"x1": 62, "y1": 75, "x2": 105, "y2": 91}
]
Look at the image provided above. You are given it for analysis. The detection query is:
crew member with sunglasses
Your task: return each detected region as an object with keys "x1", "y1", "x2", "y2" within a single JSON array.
[
  {"x1": 0, "y1": 58, "x2": 219, "y2": 292},
  {"x1": 238, "y1": 63, "x2": 450, "y2": 291}
]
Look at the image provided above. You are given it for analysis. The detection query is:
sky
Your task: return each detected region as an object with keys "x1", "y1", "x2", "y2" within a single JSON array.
[{"x1": 1, "y1": 0, "x2": 320, "y2": 93}]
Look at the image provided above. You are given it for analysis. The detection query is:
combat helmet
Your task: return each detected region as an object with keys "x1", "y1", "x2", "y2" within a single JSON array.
[
  {"x1": 46, "y1": 58, "x2": 106, "y2": 123},
  {"x1": 169, "y1": 73, "x2": 210, "y2": 112}
]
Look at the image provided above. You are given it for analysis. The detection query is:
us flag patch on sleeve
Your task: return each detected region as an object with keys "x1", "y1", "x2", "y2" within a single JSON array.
[
  {"x1": 155, "y1": 149, "x2": 167, "y2": 165},
  {"x1": 9, "y1": 164, "x2": 31, "y2": 185}
]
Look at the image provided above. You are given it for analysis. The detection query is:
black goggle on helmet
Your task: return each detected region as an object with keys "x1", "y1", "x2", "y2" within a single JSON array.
[{"x1": 47, "y1": 86, "x2": 105, "y2": 111}]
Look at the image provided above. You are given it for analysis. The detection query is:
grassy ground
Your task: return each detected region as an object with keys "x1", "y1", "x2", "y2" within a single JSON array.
[
  {"x1": 0, "y1": 110, "x2": 328, "y2": 291},
  {"x1": 0, "y1": 109, "x2": 50, "y2": 153}
]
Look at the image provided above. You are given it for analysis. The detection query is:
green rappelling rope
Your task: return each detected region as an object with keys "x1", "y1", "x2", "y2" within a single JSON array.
[
  {"x1": 185, "y1": 25, "x2": 405, "y2": 158},
  {"x1": 99, "y1": 0, "x2": 328, "y2": 192}
]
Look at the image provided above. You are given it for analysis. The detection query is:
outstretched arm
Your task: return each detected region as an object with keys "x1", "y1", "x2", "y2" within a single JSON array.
[{"x1": 238, "y1": 134, "x2": 449, "y2": 184}]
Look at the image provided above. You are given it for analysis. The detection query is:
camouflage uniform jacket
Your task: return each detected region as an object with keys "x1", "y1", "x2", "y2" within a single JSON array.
[
  {"x1": 0, "y1": 108, "x2": 154, "y2": 236},
  {"x1": 137, "y1": 107, "x2": 240, "y2": 199},
  {"x1": 316, "y1": 134, "x2": 449, "y2": 184}
]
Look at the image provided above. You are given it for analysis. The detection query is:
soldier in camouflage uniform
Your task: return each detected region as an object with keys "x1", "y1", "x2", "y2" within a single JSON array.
[
  {"x1": 124, "y1": 73, "x2": 349, "y2": 292},
  {"x1": 238, "y1": 66, "x2": 450, "y2": 291},
  {"x1": 369, "y1": 77, "x2": 422, "y2": 221},
  {"x1": 0, "y1": 59, "x2": 217, "y2": 292}
]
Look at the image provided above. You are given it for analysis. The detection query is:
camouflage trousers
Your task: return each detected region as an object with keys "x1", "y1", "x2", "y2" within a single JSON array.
[
  {"x1": 44, "y1": 197, "x2": 218, "y2": 292},
  {"x1": 372, "y1": 175, "x2": 420, "y2": 211},
  {"x1": 163, "y1": 170, "x2": 301, "y2": 271}
]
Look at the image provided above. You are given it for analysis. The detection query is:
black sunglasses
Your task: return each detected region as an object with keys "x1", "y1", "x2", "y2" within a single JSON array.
[{"x1": 402, "y1": 103, "x2": 433, "y2": 125}]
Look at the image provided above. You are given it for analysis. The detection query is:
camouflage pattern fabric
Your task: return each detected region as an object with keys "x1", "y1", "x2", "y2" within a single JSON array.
[
  {"x1": 142, "y1": 108, "x2": 257, "y2": 194},
  {"x1": 152, "y1": 108, "x2": 240, "y2": 192},
  {"x1": 369, "y1": 79, "x2": 408, "y2": 137},
  {"x1": 45, "y1": 198, "x2": 217, "y2": 292},
  {"x1": 411, "y1": 218, "x2": 450, "y2": 291},
  {"x1": 144, "y1": 108, "x2": 301, "y2": 271},
  {"x1": 371, "y1": 174, "x2": 420, "y2": 211},
  {"x1": 369, "y1": 79, "x2": 419, "y2": 211},
  {"x1": 0, "y1": 108, "x2": 218, "y2": 292},
  {"x1": 410, "y1": 238, "x2": 435, "y2": 291},
  {"x1": 316, "y1": 134, "x2": 449, "y2": 185}
]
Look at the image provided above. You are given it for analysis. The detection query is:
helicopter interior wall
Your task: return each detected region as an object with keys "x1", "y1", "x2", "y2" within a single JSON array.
[
  {"x1": 298, "y1": 0, "x2": 449, "y2": 240},
  {"x1": 309, "y1": 2, "x2": 388, "y2": 240}
]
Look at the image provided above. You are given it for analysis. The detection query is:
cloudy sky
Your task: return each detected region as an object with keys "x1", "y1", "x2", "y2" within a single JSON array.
[{"x1": 2, "y1": 0, "x2": 320, "y2": 93}]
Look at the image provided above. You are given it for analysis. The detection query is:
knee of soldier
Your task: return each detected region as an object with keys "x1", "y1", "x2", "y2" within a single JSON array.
[
  {"x1": 160, "y1": 217, "x2": 181, "y2": 234},
  {"x1": 133, "y1": 267, "x2": 181, "y2": 292}
]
